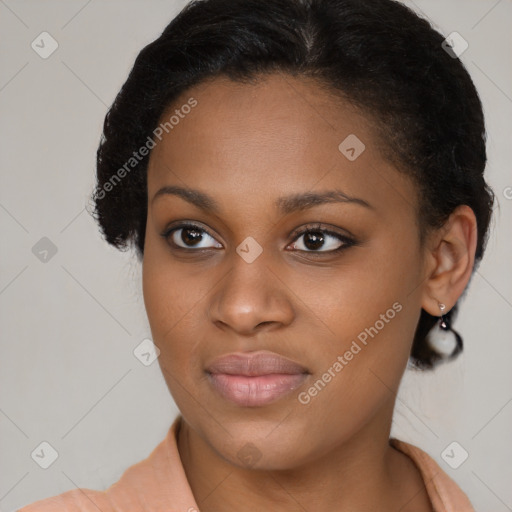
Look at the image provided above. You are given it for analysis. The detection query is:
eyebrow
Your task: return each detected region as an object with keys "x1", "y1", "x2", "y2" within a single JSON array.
[{"x1": 151, "y1": 185, "x2": 374, "y2": 215}]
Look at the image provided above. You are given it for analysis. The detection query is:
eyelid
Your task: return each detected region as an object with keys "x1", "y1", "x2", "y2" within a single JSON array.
[{"x1": 288, "y1": 222, "x2": 354, "y2": 243}]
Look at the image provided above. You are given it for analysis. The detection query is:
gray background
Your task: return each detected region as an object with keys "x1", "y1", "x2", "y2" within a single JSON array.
[{"x1": 0, "y1": 0, "x2": 511, "y2": 510}]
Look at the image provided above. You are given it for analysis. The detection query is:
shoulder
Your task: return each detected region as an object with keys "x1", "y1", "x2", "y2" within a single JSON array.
[
  {"x1": 17, "y1": 418, "x2": 184, "y2": 512},
  {"x1": 390, "y1": 438, "x2": 475, "y2": 512},
  {"x1": 16, "y1": 439, "x2": 171, "y2": 512},
  {"x1": 17, "y1": 488, "x2": 114, "y2": 512}
]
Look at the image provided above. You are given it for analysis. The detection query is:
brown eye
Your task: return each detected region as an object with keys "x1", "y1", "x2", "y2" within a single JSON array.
[
  {"x1": 163, "y1": 223, "x2": 222, "y2": 250},
  {"x1": 288, "y1": 225, "x2": 355, "y2": 254},
  {"x1": 302, "y1": 231, "x2": 328, "y2": 251}
]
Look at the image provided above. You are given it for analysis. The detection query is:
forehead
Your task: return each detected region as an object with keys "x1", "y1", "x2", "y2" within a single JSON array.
[{"x1": 146, "y1": 73, "x2": 417, "y2": 220}]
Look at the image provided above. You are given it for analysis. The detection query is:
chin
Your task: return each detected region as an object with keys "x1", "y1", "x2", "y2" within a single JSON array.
[{"x1": 203, "y1": 415, "x2": 315, "y2": 470}]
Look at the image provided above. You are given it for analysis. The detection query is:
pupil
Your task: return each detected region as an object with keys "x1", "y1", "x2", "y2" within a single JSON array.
[
  {"x1": 305, "y1": 231, "x2": 324, "y2": 250},
  {"x1": 182, "y1": 228, "x2": 202, "y2": 246}
]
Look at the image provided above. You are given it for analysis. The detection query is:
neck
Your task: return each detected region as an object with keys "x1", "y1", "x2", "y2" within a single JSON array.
[{"x1": 177, "y1": 404, "x2": 432, "y2": 512}]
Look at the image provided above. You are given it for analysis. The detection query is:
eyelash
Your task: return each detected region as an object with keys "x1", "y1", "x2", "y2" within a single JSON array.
[{"x1": 160, "y1": 221, "x2": 357, "y2": 256}]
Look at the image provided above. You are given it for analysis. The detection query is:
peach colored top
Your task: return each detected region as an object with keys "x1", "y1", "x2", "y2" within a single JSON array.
[{"x1": 18, "y1": 416, "x2": 475, "y2": 512}]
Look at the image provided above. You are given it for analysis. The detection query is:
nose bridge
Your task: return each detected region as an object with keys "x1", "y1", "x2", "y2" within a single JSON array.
[
  {"x1": 227, "y1": 231, "x2": 273, "y2": 290},
  {"x1": 209, "y1": 243, "x2": 294, "y2": 333},
  {"x1": 223, "y1": 245, "x2": 273, "y2": 310}
]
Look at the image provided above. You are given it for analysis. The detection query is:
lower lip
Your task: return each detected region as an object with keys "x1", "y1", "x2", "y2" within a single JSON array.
[{"x1": 207, "y1": 373, "x2": 308, "y2": 407}]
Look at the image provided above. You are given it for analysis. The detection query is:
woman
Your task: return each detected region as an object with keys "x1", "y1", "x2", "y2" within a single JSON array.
[{"x1": 19, "y1": 0, "x2": 494, "y2": 510}]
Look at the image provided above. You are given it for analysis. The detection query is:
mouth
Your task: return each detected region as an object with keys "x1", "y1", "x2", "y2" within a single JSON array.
[{"x1": 205, "y1": 351, "x2": 309, "y2": 407}]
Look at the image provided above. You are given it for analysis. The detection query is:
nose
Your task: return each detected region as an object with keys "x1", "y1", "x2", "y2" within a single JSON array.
[{"x1": 208, "y1": 254, "x2": 295, "y2": 336}]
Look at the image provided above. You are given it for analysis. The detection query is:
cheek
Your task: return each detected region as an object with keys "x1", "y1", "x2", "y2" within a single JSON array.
[
  {"x1": 283, "y1": 238, "x2": 420, "y2": 355},
  {"x1": 288, "y1": 233, "x2": 423, "y2": 409},
  {"x1": 290, "y1": 301, "x2": 419, "y2": 454},
  {"x1": 143, "y1": 257, "x2": 210, "y2": 418},
  {"x1": 142, "y1": 245, "x2": 203, "y2": 374}
]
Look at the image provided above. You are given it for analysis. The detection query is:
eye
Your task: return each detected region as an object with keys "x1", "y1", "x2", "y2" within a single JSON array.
[
  {"x1": 288, "y1": 224, "x2": 355, "y2": 253},
  {"x1": 161, "y1": 221, "x2": 356, "y2": 254},
  {"x1": 162, "y1": 223, "x2": 222, "y2": 250}
]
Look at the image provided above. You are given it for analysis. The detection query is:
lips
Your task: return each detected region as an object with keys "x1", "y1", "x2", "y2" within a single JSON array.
[{"x1": 205, "y1": 351, "x2": 309, "y2": 407}]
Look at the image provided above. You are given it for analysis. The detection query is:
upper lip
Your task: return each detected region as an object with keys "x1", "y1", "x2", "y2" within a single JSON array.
[{"x1": 205, "y1": 351, "x2": 309, "y2": 376}]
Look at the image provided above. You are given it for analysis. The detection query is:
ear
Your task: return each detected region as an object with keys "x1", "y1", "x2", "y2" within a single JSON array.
[{"x1": 421, "y1": 205, "x2": 478, "y2": 316}]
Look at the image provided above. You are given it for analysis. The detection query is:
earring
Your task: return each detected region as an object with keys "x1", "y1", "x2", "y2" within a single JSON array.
[
  {"x1": 425, "y1": 302, "x2": 463, "y2": 357},
  {"x1": 438, "y1": 303, "x2": 448, "y2": 329}
]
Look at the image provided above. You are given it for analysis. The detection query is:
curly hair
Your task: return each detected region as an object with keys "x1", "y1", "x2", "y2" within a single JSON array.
[{"x1": 90, "y1": 0, "x2": 495, "y2": 369}]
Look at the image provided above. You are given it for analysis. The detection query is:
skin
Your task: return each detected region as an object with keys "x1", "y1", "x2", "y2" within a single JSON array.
[{"x1": 142, "y1": 73, "x2": 477, "y2": 511}]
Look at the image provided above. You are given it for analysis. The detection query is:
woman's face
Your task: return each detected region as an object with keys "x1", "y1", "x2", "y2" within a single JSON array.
[{"x1": 143, "y1": 73, "x2": 429, "y2": 469}]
